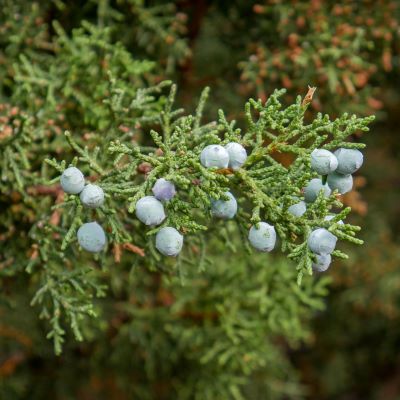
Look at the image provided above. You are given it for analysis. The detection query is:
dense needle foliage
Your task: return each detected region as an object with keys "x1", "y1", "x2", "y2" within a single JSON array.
[{"x1": 1, "y1": 1, "x2": 400, "y2": 399}]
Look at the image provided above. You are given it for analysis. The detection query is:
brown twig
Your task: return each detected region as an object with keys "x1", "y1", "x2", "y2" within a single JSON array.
[
  {"x1": 113, "y1": 243, "x2": 122, "y2": 263},
  {"x1": 215, "y1": 168, "x2": 234, "y2": 175},
  {"x1": 302, "y1": 86, "x2": 317, "y2": 107},
  {"x1": 27, "y1": 184, "x2": 62, "y2": 197},
  {"x1": 122, "y1": 243, "x2": 145, "y2": 257}
]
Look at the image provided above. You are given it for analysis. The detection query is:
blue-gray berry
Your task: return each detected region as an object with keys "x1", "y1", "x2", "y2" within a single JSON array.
[
  {"x1": 80, "y1": 184, "x2": 104, "y2": 208},
  {"x1": 287, "y1": 200, "x2": 306, "y2": 217},
  {"x1": 200, "y1": 145, "x2": 229, "y2": 168},
  {"x1": 327, "y1": 172, "x2": 353, "y2": 194},
  {"x1": 304, "y1": 178, "x2": 331, "y2": 203},
  {"x1": 211, "y1": 191, "x2": 238, "y2": 219},
  {"x1": 77, "y1": 222, "x2": 106, "y2": 253},
  {"x1": 60, "y1": 167, "x2": 85, "y2": 194},
  {"x1": 334, "y1": 148, "x2": 364, "y2": 175},
  {"x1": 324, "y1": 215, "x2": 344, "y2": 225},
  {"x1": 225, "y1": 142, "x2": 247, "y2": 170},
  {"x1": 135, "y1": 196, "x2": 166, "y2": 226},
  {"x1": 248, "y1": 222, "x2": 276, "y2": 252},
  {"x1": 312, "y1": 253, "x2": 332, "y2": 272},
  {"x1": 308, "y1": 228, "x2": 337, "y2": 255},
  {"x1": 152, "y1": 178, "x2": 176, "y2": 201},
  {"x1": 311, "y1": 149, "x2": 338, "y2": 175},
  {"x1": 155, "y1": 227, "x2": 183, "y2": 256}
]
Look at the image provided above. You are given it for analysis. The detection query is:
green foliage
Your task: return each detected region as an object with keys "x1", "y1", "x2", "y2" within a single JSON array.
[
  {"x1": 0, "y1": 104, "x2": 33, "y2": 192},
  {"x1": 1, "y1": 246, "x2": 329, "y2": 399},
  {"x1": 22, "y1": 77, "x2": 369, "y2": 352},
  {"x1": 1, "y1": 1, "x2": 399, "y2": 399},
  {"x1": 13, "y1": 21, "x2": 156, "y2": 128}
]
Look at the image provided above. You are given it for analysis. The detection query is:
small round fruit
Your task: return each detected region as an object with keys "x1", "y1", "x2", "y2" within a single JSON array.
[
  {"x1": 288, "y1": 201, "x2": 306, "y2": 217},
  {"x1": 80, "y1": 184, "x2": 104, "y2": 208},
  {"x1": 225, "y1": 142, "x2": 247, "y2": 170},
  {"x1": 211, "y1": 191, "x2": 238, "y2": 219},
  {"x1": 312, "y1": 253, "x2": 332, "y2": 272},
  {"x1": 324, "y1": 215, "x2": 344, "y2": 225},
  {"x1": 152, "y1": 178, "x2": 176, "y2": 201},
  {"x1": 311, "y1": 149, "x2": 338, "y2": 175},
  {"x1": 155, "y1": 227, "x2": 183, "y2": 256},
  {"x1": 308, "y1": 228, "x2": 337, "y2": 255},
  {"x1": 334, "y1": 148, "x2": 364, "y2": 175},
  {"x1": 304, "y1": 178, "x2": 331, "y2": 203},
  {"x1": 200, "y1": 145, "x2": 229, "y2": 168},
  {"x1": 327, "y1": 172, "x2": 353, "y2": 194},
  {"x1": 77, "y1": 222, "x2": 106, "y2": 253},
  {"x1": 135, "y1": 196, "x2": 166, "y2": 226},
  {"x1": 248, "y1": 222, "x2": 276, "y2": 252},
  {"x1": 60, "y1": 167, "x2": 85, "y2": 194}
]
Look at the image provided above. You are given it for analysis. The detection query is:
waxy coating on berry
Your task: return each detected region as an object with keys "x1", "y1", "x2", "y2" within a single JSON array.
[
  {"x1": 248, "y1": 222, "x2": 276, "y2": 252},
  {"x1": 211, "y1": 191, "x2": 238, "y2": 219},
  {"x1": 327, "y1": 172, "x2": 353, "y2": 194},
  {"x1": 77, "y1": 222, "x2": 106, "y2": 253},
  {"x1": 304, "y1": 178, "x2": 331, "y2": 203},
  {"x1": 135, "y1": 196, "x2": 166, "y2": 226},
  {"x1": 225, "y1": 142, "x2": 247, "y2": 170},
  {"x1": 287, "y1": 201, "x2": 306, "y2": 217},
  {"x1": 312, "y1": 253, "x2": 332, "y2": 272},
  {"x1": 80, "y1": 184, "x2": 104, "y2": 208},
  {"x1": 310, "y1": 149, "x2": 338, "y2": 175},
  {"x1": 152, "y1": 178, "x2": 176, "y2": 201},
  {"x1": 308, "y1": 228, "x2": 337, "y2": 255},
  {"x1": 324, "y1": 215, "x2": 344, "y2": 225},
  {"x1": 155, "y1": 227, "x2": 183, "y2": 256},
  {"x1": 60, "y1": 167, "x2": 85, "y2": 194},
  {"x1": 200, "y1": 145, "x2": 230, "y2": 168},
  {"x1": 334, "y1": 148, "x2": 364, "y2": 175}
]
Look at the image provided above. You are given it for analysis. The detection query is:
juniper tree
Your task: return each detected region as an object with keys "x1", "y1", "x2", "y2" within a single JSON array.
[{"x1": 0, "y1": 2, "x2": 389, "y2": 400}]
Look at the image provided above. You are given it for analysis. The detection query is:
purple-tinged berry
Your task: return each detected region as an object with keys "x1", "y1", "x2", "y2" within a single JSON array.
[{"x1": 152, "y1": 178, "x2": 176, "y2": 201}]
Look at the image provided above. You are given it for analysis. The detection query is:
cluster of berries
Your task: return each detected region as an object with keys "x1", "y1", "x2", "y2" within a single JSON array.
[
  {"x1": 134, "y1": 179, "x2": 182, "y2": 256},
  {"x1": 134, "y1": 142, "x2": 254, "y2": 257},
  {"x1": 307, "y1": 148, "x2": 363, "y2": 199},
  {"x1": 59, "y1": 165, "x2": 184, "y2": 256},
  {"x1": 200, "y1": 143, "x2": 277, "y2": 253},
  {"x1": 58, "y1": 145, "x2": 363, "y2": 270},
  {"x1": 303, "y1": 148, "x2": 363, "y2": 271},
  {"x1": 60, "y1": 167, "x2": 106, "y2": 253}
]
